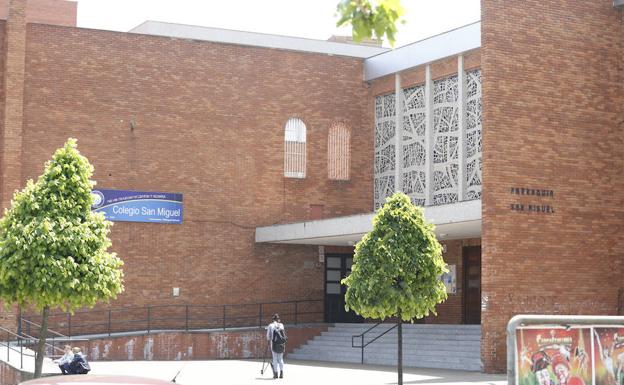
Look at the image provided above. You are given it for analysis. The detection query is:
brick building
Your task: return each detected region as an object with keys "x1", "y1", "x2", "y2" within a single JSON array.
[{"x1": 0, "y1": 0, "x2": 622, "y2": 374}]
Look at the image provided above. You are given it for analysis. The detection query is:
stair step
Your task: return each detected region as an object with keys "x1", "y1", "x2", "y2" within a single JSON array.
[
  {"x1": 288, "y1": 354, "x2": 481, "y2": 371},
  {"x1": 292, "y1": 323, "x2": 482, "y2": 372},
  {"x1": 302, "y1": 340, "x2": 480, "y2": 351}
]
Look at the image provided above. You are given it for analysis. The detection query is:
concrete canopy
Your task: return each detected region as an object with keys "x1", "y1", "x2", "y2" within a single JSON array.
[{"x1": 255, "y1": 200, "x2": 481, "y2": 246}]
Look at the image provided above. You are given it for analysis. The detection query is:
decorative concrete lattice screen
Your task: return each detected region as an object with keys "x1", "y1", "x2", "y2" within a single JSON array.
[
  {"x1": 373, "y1": 68, "x2": 482, "y2": 209},
  {"x1": 466, "y1": 69, "x2": 482, "y2": 200},
  {"x1": 284, "y1": 117, "x2": 306, "y2": 178},
  {"x1": 432, "y1": 75, "x2": 460, "y2": 205},
  {"x1": 374, "y1": 94, "x2": 396, "y2": 209},
  {"x1": 327, "y1": 122, "x2": 350, "y2": 181},
  {"x1": 402, "y1": 84, "x2": 427, "y2": 206}
]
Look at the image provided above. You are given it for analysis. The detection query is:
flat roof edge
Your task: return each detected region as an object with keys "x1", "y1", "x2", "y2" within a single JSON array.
[
  {"x1": 255, "y1": 199, "x2": 481, "y2": 244},
  {"x1": 129, "y1": 20, "x2": 389, "y2": 58},
  {"x1": 364, "y1": 22, "x2": 481, "y2": 81}
]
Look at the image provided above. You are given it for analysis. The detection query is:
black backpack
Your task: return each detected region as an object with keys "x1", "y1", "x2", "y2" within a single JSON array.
[{"x1": 272, "y1": 328, "x2": 287, "y2": 353}]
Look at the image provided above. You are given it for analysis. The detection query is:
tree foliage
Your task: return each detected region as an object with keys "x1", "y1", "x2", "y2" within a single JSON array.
[
  {"x1": 342, "y1": 192, "x2": 447, "y2": 321},
  {"x1": 0, "y1": 138, "x2": 124, "y2": 312},
  {"x1": 336, "y1": 0, "x2": 405, "y2": 46}
]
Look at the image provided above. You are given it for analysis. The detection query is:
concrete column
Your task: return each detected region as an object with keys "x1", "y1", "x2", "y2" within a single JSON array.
[
  {"x1": 394, "y1": 73, "x2": 403, "y2": 193},
  {"x1": 424, "y1": 65, "x2": 434, "y2": 205},
  {"x1": 1, "y1": 0, "x2": 27, "y2": 210},
  {"x1": 457, "y1": 55, "x2": 467, "y2": 201}
]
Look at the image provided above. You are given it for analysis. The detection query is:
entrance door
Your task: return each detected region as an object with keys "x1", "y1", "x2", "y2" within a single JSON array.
[
  {"x1": 325, "y1": 254, "x2": 363, "y2": 323},
  {"x1": 463, "y1": 246, "x2": 481, "y2": 324}
]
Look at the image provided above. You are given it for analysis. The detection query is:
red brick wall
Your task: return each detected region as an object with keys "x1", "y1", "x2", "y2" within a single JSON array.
[
  {"x1": 0, "y1": 360, "x2": 29, "y2": 385},
  {"x1": 77, "y1": 326, "x2": 328, "y2": 361},
  {"x1": 481, "y1": 0, "x2": 624, "y2": 373},
  {"x1": 14, "y1": 24, "x2": 374, "y2": 314},
  {"x1": 0, "y1": 0, "x2": 76, "y2": 26}
]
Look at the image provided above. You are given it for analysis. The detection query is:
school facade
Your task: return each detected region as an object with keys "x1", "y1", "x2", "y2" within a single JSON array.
[{"x1": 0, "y1": 0, "x2": 622, "y2": 373}]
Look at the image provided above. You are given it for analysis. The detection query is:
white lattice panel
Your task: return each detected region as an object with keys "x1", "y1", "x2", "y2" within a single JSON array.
[
  {"x1": 466, "y1": 69, "x2": 482, "y2": 200},
  {"x1": 432, "y1": 75, "x2": 459, "y2": 205},
  {"x1": 401, "y1": 85, "x2": 426, "y2": 206},
  {"x1": 374, "y1": 93, "x2": 396, "y2": 209}
]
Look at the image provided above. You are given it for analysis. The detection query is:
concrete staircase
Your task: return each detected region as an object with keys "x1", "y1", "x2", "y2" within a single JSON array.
[{"x1": 288, "y1": 323, "x2": 482, "y2": 371}]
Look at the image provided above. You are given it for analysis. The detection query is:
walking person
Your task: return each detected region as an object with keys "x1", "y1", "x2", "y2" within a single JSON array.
[{"x1": 266, "y1": 313, "x2": 287, "y2": 379}]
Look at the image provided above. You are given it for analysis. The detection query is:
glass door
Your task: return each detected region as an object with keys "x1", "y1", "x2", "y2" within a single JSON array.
[{"x1": 324, "y1": 254, "x2": 363, "y2": 323}]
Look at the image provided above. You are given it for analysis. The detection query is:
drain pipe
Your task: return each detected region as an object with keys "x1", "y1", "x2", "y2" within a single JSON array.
[{"x1": 507, "y1": 314, "x2": 624, "y2": 385}]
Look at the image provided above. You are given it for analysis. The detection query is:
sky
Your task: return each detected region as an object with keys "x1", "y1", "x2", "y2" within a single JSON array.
[{"x1": 76, "y1": 0, "x2": 481, "y2": 48}]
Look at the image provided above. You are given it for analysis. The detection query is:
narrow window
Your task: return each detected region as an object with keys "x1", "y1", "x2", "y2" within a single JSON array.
[
  {"x1": 327, "y1": 122, "x2": 350, "y2": 180},
  {"x1": 284, "y1": 117, "x2": 306, "y2": 178}
]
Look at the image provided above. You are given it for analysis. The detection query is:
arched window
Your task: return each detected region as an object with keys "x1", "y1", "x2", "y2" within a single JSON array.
[
  {"x1": 284, "y1": 117, "x2": 306, "y2": 178},
  {"x1": 327, "y1": 122, "x2": 350, "y2": 180}
]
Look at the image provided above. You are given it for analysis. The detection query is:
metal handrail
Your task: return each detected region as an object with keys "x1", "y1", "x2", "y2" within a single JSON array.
[
  {"x1": 21, "y1": 298, "x2": 324, "y2": 337},
  {"x1": 17, "y1": 318, "x2": 88, "y2": 361},
  {"x1": 0, "y1": 325, "x2": 32, "y2": 369},
  {"x1": 351, "y1": 322, "x2": 398, "y2": 364},
  {"x1": 21, "y1": 318, "x2": 67, "y2": 339}
]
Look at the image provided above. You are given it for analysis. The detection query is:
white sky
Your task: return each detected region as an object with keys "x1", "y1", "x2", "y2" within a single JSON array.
[{"x1": 76, "y1": 0, "x2": 480, "y2": 48}]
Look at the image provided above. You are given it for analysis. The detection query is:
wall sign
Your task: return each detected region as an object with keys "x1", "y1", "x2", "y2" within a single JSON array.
[
  {"x1": 91, "y1": 189, "x2": 183, "y2": 224},
  {"x1": 441, "y1": 265, "x2": 457, "y2": 294},
  {"x1": 510, "y1": 186, "x2": 556, "y2": 214}
]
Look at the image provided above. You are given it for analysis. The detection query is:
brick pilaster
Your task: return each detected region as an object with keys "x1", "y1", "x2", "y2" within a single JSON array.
[{"x1": 1, "y1": 0, "x2": 26, "y2": 211}]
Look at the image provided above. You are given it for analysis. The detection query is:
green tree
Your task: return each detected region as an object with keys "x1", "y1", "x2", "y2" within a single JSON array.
[
  {"x1": 342, "y1": 192, "x2": 447, "y2": 385},
  {"x1": 336, "y1": 0, "x2": 405, "y2": 46},
  {"x1": 0, "y1": 139, "x2": 124, "y2": 378}
]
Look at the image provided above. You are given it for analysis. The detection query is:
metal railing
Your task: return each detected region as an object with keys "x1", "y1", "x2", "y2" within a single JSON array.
[
  {"x1": 351, "y1": 321, "x2": 398, "y2": 364},
  {"x1": 0, "y1": 323, "x2": 74, "y2": 369},
  {"x1": 21, "y1": 299, "x2": 323, "y2": 338},
  {"x1": 0, "y1": 326, "x2": 29, "y2": 369}
]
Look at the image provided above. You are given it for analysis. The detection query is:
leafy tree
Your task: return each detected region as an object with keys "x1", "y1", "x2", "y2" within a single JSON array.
[
  {"x1": 0, "y1": 139, "x2": 124, "y2": 378},
  {"x1": 336, "y1": 0, "x2": 405, "y2": 46},
  {"x1": 342, "y1": 192, "x2": 447, "y2": 385}
]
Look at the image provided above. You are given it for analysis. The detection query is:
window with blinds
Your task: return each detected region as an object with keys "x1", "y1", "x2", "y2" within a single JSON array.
[
  {"x1": 327, "y1": 122, "x2": 350, "y2": 180},
  {"x1": 284, "y1": 117, "x2": 306, "y2": 178}
]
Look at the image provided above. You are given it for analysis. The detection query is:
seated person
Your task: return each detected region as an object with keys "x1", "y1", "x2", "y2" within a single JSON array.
[
  {"x1": 55, "y1": 345, "x2": 73, "y2": 374},
  {"x1": 68, "y1": 347, "x2": 91, "y2": 375}
]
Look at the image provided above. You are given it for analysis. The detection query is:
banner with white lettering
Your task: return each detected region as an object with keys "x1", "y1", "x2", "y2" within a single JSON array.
[{"x1": 91, "y1": 189, "x2": 183, "y2": 224}]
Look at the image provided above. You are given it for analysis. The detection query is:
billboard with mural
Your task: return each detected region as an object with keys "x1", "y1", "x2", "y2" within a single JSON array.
[
  {"x1": 516, "y1": 327, "x2": 592, "y2": 385},
  {"x1": 516, "y1": 326, "x2": 624, "y2": 385},
  {"x1": 593, "y1": 328, "x2": 624, "y2": 385}
]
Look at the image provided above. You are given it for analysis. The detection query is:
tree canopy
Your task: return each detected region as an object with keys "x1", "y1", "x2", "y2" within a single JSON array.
[
  {"x1": 342, "y1": 192, "x2": 447, "y2": 321},
  {"x1": 336, "y1": 0, "x2": 405, "y2": 46},
  {"x1": 0, "y1": 138, "x2": 124, "y2": 312}
]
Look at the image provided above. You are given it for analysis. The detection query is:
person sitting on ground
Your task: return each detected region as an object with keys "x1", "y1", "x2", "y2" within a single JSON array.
[
  {"x1": 68, "y1": 346, "x2": 91, "y2": 375},
  {"x1": 55, "y1": 345, "x2": 73, "y2": 375}
]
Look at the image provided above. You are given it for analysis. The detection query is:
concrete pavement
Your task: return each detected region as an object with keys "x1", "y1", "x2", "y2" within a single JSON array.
[{"x1": 86, "y1": 359, "x2": 507, "y2": 385}]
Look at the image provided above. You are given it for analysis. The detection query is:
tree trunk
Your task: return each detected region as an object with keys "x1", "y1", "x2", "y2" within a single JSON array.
[
  {"x1": 34, "y1": 306, "x2": 49, "y2": 378},
  {"x1": 398, "y1": 316, "x2": 403, "y2": 385}
]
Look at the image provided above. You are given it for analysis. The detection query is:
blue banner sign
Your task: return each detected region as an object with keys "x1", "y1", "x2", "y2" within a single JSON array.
[{"x1": 91, "y1": 189, "x2": 183, "y2": 224}]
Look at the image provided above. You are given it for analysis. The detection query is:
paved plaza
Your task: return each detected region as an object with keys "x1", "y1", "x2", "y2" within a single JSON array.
[{"x1": 84, "y1": 359, "x2": 507, "y2": 385}]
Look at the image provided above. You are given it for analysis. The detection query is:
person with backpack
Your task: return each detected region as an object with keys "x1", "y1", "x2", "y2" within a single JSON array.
[
  {"x1": 68, "y1": 347, "x2": 91, "y2": 375},
  {"x1": 266, "y1": 313, "x2": 287, "y2": 379}
]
